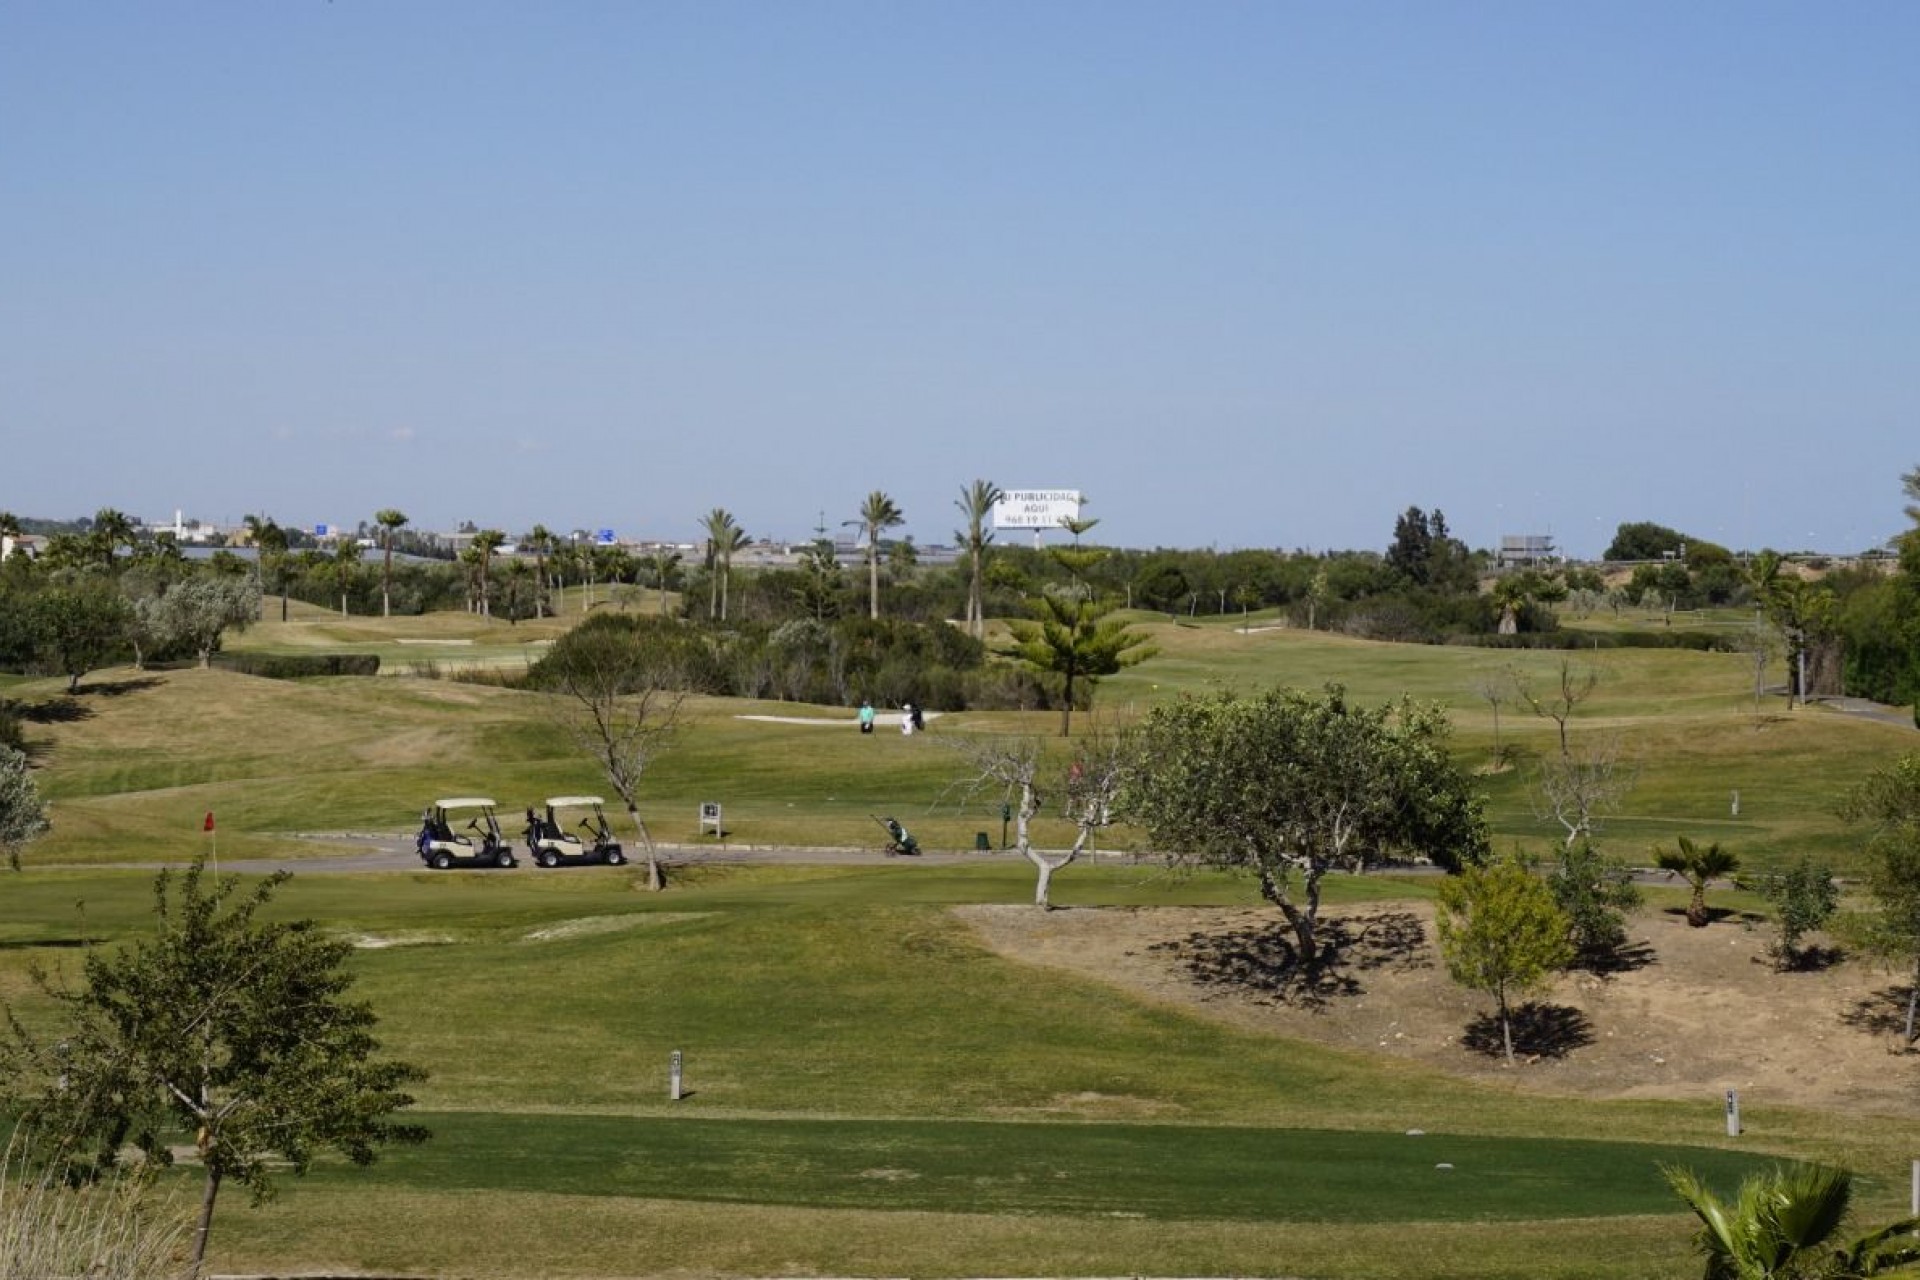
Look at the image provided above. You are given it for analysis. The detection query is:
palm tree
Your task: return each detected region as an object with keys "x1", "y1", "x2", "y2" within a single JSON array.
[
  {"x1": 1664, "y1": 1162, "x2": 1920, "y2": 1279},
  {"x1": 374, "y1": 509, "x2": 408, "y2": 618},
  {"x1": 243, "y1": 513, "x2": 290, "y2": 621},
  {"x1": 1657, "y1": 835, "x2": 1742, "y2": 928},
  {"x1": 647, "y1": 547, "x2": 683, "y2": 617},
  {"x1": 525, "y1": 524, "x2": 555, "y2": 618},
  {"x1": 470, "y1": 529, "x2": 506, "y2": 617},
  {"x1": 330, "y1": 537, "x2": 362, "y2": 616},
  {"x1": 954, "y1": 479, "x2": 1003, "y2": 639},
  {"x1": 699, "y1": 509, "x2": 745, "y2": 621},
  {"x1": 848, "y1": 491, "x2": 904, "y2": 620},
  {"x1": 90, "y1": 507, "x2": 136, "y2": 571}
]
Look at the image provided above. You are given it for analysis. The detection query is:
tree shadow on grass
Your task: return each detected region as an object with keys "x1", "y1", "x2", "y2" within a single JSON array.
[
  {"x1": 1462, "y1": 1002, "x2": 1596, "y2": 1061},
  {"x1": 1148, "y1": 909, "x2": 1430, "y2": 1010},
  {"x1": 1840, "y1": 985, "x2": 1919, "y2": 1051},
  {"x1": 76, "y1": 677, "x2": 162, "y2": 698},
  {"x1": 6, "y1": 696, "x2": 91, "y2": 724}
]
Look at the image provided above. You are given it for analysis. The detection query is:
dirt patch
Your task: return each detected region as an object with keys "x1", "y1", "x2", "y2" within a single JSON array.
[{"x1": 955, "y1": 901, "x2": 1920, "y2": 1115}]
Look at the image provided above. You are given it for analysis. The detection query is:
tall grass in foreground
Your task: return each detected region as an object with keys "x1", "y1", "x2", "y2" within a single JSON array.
[{"x1": 0, "y1": 1157, "x2": 188, "y2": 1280}]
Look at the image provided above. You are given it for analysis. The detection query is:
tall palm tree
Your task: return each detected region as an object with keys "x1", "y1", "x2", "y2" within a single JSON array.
[
  {"x1": 330, "y1": 538, "x2": 362, "y2": 616},
  {"x1": 243, "y1": 513, "x2": 291, "y2": 621},
  {"x1": 954, "y1": 479, "x2": 1003, "y2": 639},
  {"x1": 848, "y1": 491, "x2": 904, "y2": 620},
  {"x1": 1664, "y1": 1161, "x2": 1920, "y2": 1279},
  {"x1": 525, "y1": 525, "x2": 555, "y2": 618},
  {"x1": 647, "y1": 547, "x2": 684, "y2": 617},
  {"x1": 700, "y1": 509, "x2": 745, "y2": 621},
  {"x1": 1657, "y1": 835, "x2": 1742, "y2": 928},
  {"x1": 374, "y1": 509, "x2": 408, "y2": 618},
  {"x1": 470, "y1": 529, "x2": 506, "y2": 617}
]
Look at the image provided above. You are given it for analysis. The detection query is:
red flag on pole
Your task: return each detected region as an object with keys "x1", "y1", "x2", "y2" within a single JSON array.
[{"x1": 203, "y1": 811, "x2": 215, "y2": 833}]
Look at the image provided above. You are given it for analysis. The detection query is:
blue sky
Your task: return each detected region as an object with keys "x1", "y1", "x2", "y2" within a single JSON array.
[{"x1": 3, "y1": 2, "x2": 1914, "y2": 557}]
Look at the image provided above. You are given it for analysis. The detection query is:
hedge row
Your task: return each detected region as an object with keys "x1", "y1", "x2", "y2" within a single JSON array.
[{"x1": 214, "y1": 653, "x2": 382, "y2": 678}]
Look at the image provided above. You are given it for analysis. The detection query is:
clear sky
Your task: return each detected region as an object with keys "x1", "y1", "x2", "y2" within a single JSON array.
[{"x1": 3, "y1": 2, "x2": 1914, "y2": 558}]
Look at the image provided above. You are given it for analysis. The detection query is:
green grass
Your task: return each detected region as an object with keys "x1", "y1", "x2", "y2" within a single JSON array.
[
  {"x1": 320, "y1": 1111, "x2": 1774, "y2": 1223},
  {"x1": 6, "y1": 610, "x2": 1919, "y2": 1277},
  {"x1": 0, "y1": 861, "x2": 1902, "y2": 1279},
  {"x1": 20, "y1": 610, "x2": 1909, "y2": 867}
]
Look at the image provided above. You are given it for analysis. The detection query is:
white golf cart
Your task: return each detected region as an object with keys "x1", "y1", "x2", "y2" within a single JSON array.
[
  {"x1": 416, "y1": 798, "x2": 517, "y2": 870},
  {"x1": 523, "y1": 796, "x2": 627, "y2": 868}
]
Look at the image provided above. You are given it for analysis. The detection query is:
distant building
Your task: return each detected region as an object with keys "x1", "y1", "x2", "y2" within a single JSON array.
[{"x1": 1498, "y1": 534, "x2": 1556, "y2": 568}]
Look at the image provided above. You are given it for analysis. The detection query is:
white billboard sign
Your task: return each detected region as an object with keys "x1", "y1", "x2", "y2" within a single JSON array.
[{"x1": 993, "y1": 489, "x2": 1083, "y2": 530}]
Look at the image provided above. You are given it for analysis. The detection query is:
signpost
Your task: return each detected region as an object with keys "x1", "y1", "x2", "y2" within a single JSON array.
[
  {"x1": 699, "y1": 802, "x2": 723, "y2": 838},
  {"x1": 669, "y1": 1050, "x2": 683, "y2": 1102},
  {"x1": 1725, "y1": 1088, "x2": 1740, "y2": 1136}
]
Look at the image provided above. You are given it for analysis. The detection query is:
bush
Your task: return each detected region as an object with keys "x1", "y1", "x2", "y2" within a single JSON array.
[
  {"x1": 214, "y1": 653, "x2": 381, "y2": 678},
  {"x1": 1754, "y1": 856, "x2": 1840, "y2": 970},
  {"x1": 1545, "y1": 839, "x2": 1642, "y2": 966}
]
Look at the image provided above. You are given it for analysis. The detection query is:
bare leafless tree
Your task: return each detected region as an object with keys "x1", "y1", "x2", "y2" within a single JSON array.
[
  {"x1": 544, "y1": 622, "x2": 689, "y2": 891},
  {"x1": 1471, "y1": 671, "x2": 1511, "y2": 768},
  {"x1": 1532, "y1": 737, "x2": 1637, "y2": 849},
  {"x1": 944, "y1": 721, "x2": 1134, "y2": 908},
  {"x1": 1509, "y1": 657, "x2": 1600, "y2": 762}
]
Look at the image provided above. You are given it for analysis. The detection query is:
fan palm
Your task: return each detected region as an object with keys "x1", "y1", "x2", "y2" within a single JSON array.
[
  {"x1": 1664, "y1": 1161, "x2": 1920, "y2": 1279},
  {"x1": 1657, "y1": 835, "x2": 1742, "y2": 927}
]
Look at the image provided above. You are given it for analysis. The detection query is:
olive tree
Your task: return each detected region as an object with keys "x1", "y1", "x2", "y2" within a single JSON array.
[
  {"x1": 30, "y1": 581, "x2": 132, "y2": 692},
  {"x1": 0, "y1": 745, "x2": 49, "y2": 871},
  {"x1": 4, "y1": 859, "x2": 427, "y2": 1273},
  {"x1": 1131, "y1": 684, "x2": 1488, "y2": 967},
  {"x1": 156, "y1": 575, "x2": 261, "y2": 668}
]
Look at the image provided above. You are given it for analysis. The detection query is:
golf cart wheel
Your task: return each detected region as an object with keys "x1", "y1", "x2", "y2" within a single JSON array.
[
  {"x1": 496, "y1": 849, "x2": 515, "y2": 868},
  {"x1": 431, "y1": 852, "x2": 453, "y2": 870},
  {"x1": 604, "y1": 848, "x2": 626, "y2": 866},
  {"x1": 538, "y1": 850, "x2": 558, "y2": 868}
]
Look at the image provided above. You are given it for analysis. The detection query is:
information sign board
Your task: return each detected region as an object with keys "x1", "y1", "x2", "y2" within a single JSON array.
[{"x1": 992, "y1": 489, "x2": 1082, "y2": 530}]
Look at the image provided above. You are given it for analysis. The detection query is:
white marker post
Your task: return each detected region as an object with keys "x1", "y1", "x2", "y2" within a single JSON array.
[
  {"x1": 1725, "y1": 1089, "x2": 1740, "y2": 1137},
  {"x1": 669, "y1": 1049, "x2": 683, "y2": 1102}
]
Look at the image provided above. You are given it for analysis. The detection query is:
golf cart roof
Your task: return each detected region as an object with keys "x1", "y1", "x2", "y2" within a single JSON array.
[
  {"x1": 434, "y1": 798, "x2": 498, "y2": 811},
  {"x1": 545, "y1": 796, "x2": 606, "y2": 808}
]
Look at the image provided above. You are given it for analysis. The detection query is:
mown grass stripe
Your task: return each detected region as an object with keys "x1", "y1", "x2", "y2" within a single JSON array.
[{"x1": 316, "y1": 1112, "x2": 1771, "y2": 1223}]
